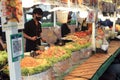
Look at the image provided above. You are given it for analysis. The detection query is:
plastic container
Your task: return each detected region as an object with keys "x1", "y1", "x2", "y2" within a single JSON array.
[
  {"x1": 53, "y1": 58, "x2": 71, "y2": 76},
  {"x1": 22, "y1": 68, "x2": 54, "y2": 80},
  {"x1": 70, "y1": 51, "x2": 81, "y2": 65}
]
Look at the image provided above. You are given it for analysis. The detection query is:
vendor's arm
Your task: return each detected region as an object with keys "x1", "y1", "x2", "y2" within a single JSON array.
[
  {"x1": 39, "y1": 33, "x2": 46, "y2": 42},
  {"x1": 41, "y1": 37, "x2": 46, "y2": 42}
]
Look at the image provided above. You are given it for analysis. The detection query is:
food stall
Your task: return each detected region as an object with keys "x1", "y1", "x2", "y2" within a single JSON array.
[{"x1": 0, "y1": 0, "x2": 120, "y2": 80}]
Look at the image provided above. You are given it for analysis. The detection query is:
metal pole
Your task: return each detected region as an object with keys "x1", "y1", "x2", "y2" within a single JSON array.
[
  {"x1": 53, "y1": 11, "x2": 56, "y2": 27},
  {"x1": 92, "y1": 22, "x2": 96, "y2": 52},
  {"x1": 5, "y1": 28, "x2": 22, "y2": 80}
]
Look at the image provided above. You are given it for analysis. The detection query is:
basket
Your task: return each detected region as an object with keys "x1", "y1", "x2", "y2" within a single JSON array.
[{"x1": 56, "y1": 10, "x2": 68, "y2": 23}]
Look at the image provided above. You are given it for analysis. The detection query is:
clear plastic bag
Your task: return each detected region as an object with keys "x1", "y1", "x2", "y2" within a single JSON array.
[{"x1": 101, "y1": 38, "x2": 109, "y2": 51}]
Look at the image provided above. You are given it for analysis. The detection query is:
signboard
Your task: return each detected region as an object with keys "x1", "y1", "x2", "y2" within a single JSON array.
[
  {"x1": 87, "y1": 11, "x2": 95, "y2": 23},
  {"x1": 1, "y1": 0, "x2": 24, "y2": 31},
  {"x1": 10, "y1": 33, "x2": 24, "y2": 62}
]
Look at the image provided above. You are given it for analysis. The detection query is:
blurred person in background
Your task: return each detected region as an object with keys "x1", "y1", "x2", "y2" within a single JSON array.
[
  {"x1": 61, "y1": 12, "x2": 71, "y2": 37},
  {"x1": 0, "y1": 18, "x2": 6, "y2": 51},
  {"x1": 81, "y1": 18, "x2": 88, "y2": 31},
  {"x1": 0, "y1": 27, "x2": 6, "y2": 51},
  {"x1": 61, "y1": 23, "x2": 71, "y2": 37}
]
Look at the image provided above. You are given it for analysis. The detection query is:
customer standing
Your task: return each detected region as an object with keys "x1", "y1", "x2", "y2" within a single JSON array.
[{"x1": 23, "y1": 8, "x2": 45, "y2": 52}]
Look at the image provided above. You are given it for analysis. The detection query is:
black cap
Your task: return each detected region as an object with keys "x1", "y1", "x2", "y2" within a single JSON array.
[{"x1": 33, "y1": 8, "x2": 43, "y2": 15}]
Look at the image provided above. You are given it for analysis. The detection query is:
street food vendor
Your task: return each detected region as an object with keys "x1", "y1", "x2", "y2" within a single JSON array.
[
  {"x1": 61, "y1": 13, "x2": 71, "y2": 37},
  {"x1": 23, "y1": 8, "x2": 45, "y2": 52},
  {"x1": 61, "y1": 23, "x2": 71, "y2": 37}
]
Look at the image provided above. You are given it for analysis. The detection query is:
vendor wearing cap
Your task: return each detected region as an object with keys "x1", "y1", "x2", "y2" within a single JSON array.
[{"x1": 23, "y1": 8, "x2": 45, "y2": 52}]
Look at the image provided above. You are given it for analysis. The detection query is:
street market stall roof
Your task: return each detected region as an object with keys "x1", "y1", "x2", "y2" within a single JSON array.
[
  {"x1": 21, "y1": 0, "x2": 120, "y2": 15},
  {"x1": 21, "y1": 0, "x2": 120, "y2": 24},
  {"x1": 21, "y1": 0, "x2": 120, "y2": 8}
]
